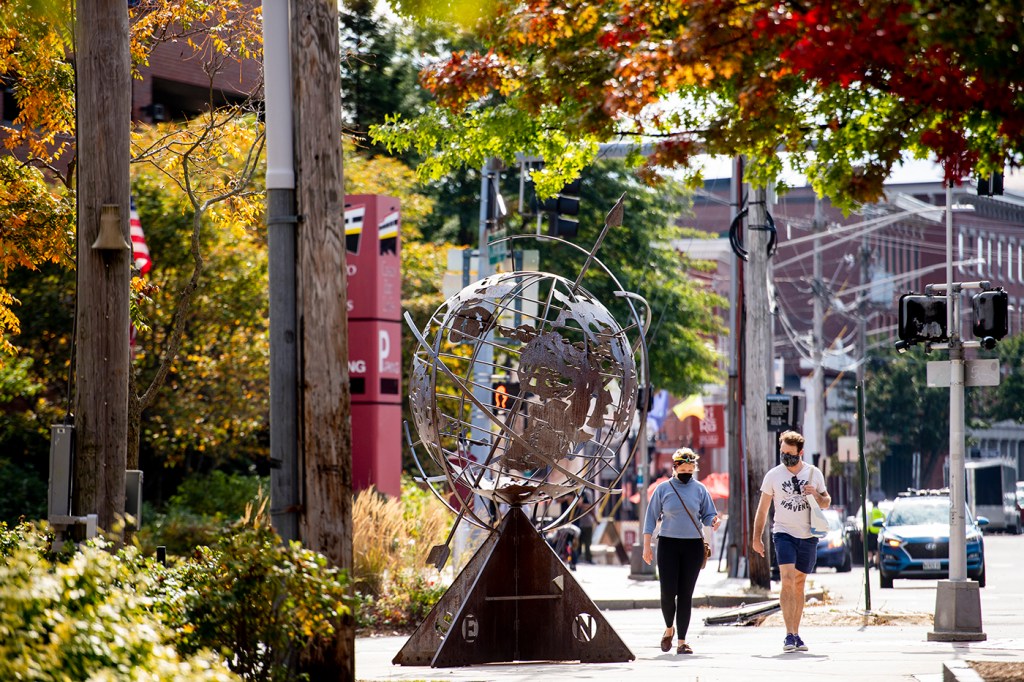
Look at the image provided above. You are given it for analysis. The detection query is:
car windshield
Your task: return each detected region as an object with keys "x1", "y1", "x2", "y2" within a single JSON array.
[
  {"x1": 823, "y1": 508, "x2": 843, "y2": 531},
  {"x1": 887, "y1": 498, "x2": 956, "y2": 526}
]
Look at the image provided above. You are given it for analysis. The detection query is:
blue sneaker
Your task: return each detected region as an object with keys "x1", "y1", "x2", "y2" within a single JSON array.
[
  {"x1": 783, "y1": 633, "x2": 797, "y2": 652},
  {"x1": 794, "y1": 634, "x2": 808, "y2": 652}
]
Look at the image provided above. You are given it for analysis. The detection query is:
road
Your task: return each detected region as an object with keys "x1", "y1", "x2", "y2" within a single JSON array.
[{"x1": 808, "y1": 533, "x2": 1023, "y2": 629}]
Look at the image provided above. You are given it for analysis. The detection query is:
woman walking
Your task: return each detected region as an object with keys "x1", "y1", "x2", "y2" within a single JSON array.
[{"x1": 642, "y1": 448, "x2": 721, "y2": 655}]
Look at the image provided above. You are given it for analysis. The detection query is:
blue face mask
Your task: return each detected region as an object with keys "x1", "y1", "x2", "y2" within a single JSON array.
[{"x1": 677, "y1": 473, "x2": 693, "y2": 483}]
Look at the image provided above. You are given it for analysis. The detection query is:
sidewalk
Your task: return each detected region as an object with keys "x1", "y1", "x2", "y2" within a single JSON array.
[{"x1": 355, "y1": 561, "x2": 1024, "y2": 682}]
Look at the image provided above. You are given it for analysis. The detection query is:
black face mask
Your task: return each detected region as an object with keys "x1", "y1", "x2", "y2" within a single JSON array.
[
  {"x1": 782, "y1": 454, "x2": 801, "y2": 467},
  {"x1": 677, "y1": 473, "x2": 693, "y2": 484}
]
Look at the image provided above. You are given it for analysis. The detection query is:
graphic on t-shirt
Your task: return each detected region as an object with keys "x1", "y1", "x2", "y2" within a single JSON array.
[{"x1": 780, "y1": 475, "x2": 809, "y2": 512}]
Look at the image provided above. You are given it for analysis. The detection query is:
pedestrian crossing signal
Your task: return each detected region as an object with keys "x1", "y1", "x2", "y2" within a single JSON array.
[{"x1": 492, "y1": 381, "x2": 520, "y2": 410}]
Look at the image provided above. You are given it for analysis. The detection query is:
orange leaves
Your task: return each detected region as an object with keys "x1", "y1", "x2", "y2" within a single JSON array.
[
  {"x1": 420, "y1": 50, "x2": 521, "y2": 113},
  {"x1": 129, "y1": 0, "x2": 263, "y2": 73}
]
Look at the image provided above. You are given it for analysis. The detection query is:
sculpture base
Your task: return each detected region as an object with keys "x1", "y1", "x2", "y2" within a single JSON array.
[
  {"x1": 393, "y1": 506, "x2": 635, "y2": 667},
  {"x1": 927, "y1": 580, "x2": 986, "y2": 642}
]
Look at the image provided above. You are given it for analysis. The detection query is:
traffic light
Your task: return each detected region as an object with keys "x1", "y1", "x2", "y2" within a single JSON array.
[
  {"x1": 972, "y1": 288, "x2": 1008, "y2": 347},
  {"x1": 896, "y1": 293, "x2": 948, "y2": 347},
  {"x1": 543, "y1": 178, "x2": 581, "y2": 238},
  {"x1": 977, "y1": 172, "x2": 1004, "y2": 196},
  {"x1": 492, "y1": 380, "x2": 520, "y2": 411}
]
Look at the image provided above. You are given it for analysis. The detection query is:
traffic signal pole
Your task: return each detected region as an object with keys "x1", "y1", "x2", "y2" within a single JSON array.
[{"x1": 927, "y1": 181, "x2": 985, "y2": 643}]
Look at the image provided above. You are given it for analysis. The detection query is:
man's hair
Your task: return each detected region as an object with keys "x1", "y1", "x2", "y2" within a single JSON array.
[{"x1": 779, "y1": 430, "x2": 804, "y2": 451}]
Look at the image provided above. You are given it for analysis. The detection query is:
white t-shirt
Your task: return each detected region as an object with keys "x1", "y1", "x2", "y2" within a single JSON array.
[{"x1": 760, "y1": 462, "x2": 827, "y2": 539}]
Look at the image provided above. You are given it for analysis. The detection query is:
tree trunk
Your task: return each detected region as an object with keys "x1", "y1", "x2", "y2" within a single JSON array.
[
  {"x1": 73, "y1": 0, "x2": 131, "y2": 534},
  {"x1": 293, "y1": 0, "x2": 353, "y2": 678},
  {"x1": 744, "y1": 185, "x2": 773, "y2": 590}
]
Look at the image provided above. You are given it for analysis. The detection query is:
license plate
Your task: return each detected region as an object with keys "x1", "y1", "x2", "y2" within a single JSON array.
[{"x1": 923, "y1": 559, "x2": 941, "y2": 570}]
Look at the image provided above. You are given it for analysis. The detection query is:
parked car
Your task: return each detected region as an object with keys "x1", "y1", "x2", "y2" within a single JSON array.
[
  {"x1": 876, "y1": 489, "x2": 988, "y2": 589},
  {"x1": 815, "y1": 508, "x2": 853, "y2": 572},
  {"x1": 1017, "y1": 481, "x2": 1024, "y2": 528}
]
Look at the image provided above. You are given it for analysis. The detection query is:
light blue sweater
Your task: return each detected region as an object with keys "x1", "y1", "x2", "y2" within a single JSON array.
[{"x1": 643, "y1": 478, "x2": 717, "y2": 539}]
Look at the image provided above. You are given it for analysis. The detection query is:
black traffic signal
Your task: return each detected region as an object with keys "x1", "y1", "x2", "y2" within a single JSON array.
[
  {"x1": 897, "y1": 293, "x2": 948, "y2": 346},
  {"x1": 972, "y1": 288, "x2": 1008, "y2": 345},
  {"x1": 977, "y1": 172, "x2": 1004, "y2": 196},
  {"x1": 543, "y1": 178, "x2": 581, "y2": 238}
]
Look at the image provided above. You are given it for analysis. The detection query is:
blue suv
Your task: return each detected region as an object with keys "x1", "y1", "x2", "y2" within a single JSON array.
[{"x1": 876, "y1": 489, "x2": 988, "y2": 588}]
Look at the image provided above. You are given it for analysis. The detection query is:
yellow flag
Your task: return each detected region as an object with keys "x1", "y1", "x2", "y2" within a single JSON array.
[{"x1": 672, "y1": 394, "x2": 706, "y2": 421}]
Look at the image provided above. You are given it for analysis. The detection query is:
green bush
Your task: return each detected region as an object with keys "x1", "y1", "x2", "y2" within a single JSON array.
[
  {"x1": 0, "y1": 522, "x2": 239, "y2": 681},
  {"x1": 138, "y1": 471, "x2": 267, "y2": 556},
  {"x1": 151, "y1": 503, "x2": 353, "y2": 682}
]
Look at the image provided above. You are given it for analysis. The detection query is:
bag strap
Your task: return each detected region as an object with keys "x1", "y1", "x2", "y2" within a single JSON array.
[{"x1": 667, "y1": 480, "x2": 703, "y2": 536}]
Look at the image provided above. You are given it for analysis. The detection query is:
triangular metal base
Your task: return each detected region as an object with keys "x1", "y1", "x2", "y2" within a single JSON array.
[{"x1": 393, "y1": 506, "x2": 635, "y2": 667}]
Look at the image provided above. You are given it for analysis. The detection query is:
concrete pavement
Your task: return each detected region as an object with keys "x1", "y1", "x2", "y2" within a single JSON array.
[{"x1": 355, "y1": 561, "x2": 1024, "y2": 681}]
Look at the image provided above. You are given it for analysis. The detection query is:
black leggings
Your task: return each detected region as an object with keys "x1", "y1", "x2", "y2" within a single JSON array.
[{"x1": 656, "y1": 536, "x2": 705, "y2": 638}]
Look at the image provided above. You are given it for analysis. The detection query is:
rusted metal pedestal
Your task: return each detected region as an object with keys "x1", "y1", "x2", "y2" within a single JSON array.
[{"x1": 393, "y1": 506, "x2": 635, "y2": 667}]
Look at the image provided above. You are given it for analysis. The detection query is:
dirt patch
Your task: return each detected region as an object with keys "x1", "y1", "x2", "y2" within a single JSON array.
[
  {"x1": 969, "y1": 661, "x2": 1024, "y2": 682},
  {"x1": 759, "y1": 605, "x2": 933, "y2": 628}
]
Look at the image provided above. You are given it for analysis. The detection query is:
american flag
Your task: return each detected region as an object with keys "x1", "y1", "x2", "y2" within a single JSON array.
[{"x1": 130, "y1": 197, "x2": 152, "y2": 275}]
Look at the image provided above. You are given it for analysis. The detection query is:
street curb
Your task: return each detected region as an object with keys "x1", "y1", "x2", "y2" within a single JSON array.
[
  {"x1": 942, "y1": 661, "x2": 984, "y2": 682},
  {"x1": 595, "y1": 588, "x2": 825, "y2": 611}
]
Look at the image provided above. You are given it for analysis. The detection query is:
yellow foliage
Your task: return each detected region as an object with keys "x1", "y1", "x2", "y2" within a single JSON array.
[{"x1": 352, "y1": 484, "x2": 449, "y2": 598}]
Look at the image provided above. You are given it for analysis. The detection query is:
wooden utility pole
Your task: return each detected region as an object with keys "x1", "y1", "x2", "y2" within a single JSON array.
[
  {"x1": 292, "y1": 0, "x2": 353, "y2": 677},
  {"x1": 73, "y1": 0, "x2": 131, "y2": 533},
  {"x1": 744, "y1": 185, "x2": 773, "y2": 590}
]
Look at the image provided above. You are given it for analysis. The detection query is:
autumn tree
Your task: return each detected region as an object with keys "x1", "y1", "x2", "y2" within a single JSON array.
[{"x1": 374, "y1": 0, "x2": 1024, "y2": 210}]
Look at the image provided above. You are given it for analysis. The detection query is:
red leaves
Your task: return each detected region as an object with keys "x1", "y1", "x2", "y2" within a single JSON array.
[
  {"x1": 420, "y1": 50, "x2": 518, "y2": 113},
  {"x1": 919, "y1": 122, "x2": 979, "y2": 185}
]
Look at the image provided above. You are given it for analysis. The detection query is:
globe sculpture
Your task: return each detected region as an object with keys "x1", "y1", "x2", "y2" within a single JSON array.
[
  {"x1": 395, "y1": 199, "x2": 648, "y2": 668},
  {"x1": 406, "y1": 269, "x2": 642, "y2": 532}
]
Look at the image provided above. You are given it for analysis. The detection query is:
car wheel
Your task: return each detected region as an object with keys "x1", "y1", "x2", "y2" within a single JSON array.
[
  {"x1": 976, "y1": 565, "x2": 986, "y2": 588},
  {"x1": 879, "y1": 570, "x2": 894, "y2": 589},
  {"x1": 838, "y1": 549, "x2": 852, "y2": 573}
]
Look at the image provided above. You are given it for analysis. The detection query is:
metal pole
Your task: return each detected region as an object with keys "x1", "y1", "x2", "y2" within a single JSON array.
[
  {"x1": 857, "y1": 383, "x2": 871, "y2": 612},
  {"x1": 946, "y1": 180, "x2": 967, "y2": 583},
  {"x1": 264, "y1": 0, "x2": 299, "y2": 542},
  {"x1": 929, "y1": 181, "x2": 985, "y2": 642}
]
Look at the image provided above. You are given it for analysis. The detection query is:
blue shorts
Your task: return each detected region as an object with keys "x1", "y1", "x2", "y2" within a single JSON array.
[{"x1": 773, "y1": 532, "x2": 818, "y2": 574}]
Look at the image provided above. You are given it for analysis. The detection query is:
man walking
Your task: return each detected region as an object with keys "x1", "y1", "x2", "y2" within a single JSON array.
[{"x1": 752, "y1": 430, "x2": 831, "y2": 653}]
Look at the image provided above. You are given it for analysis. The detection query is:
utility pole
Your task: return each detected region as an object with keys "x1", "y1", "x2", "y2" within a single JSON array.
[
  {"x1": 73, "y1": 0, "x2": 131, "y2": 533},
  {"x1": 745, "y1": 185, "x2": 773, "y2": 590},
  {"x1": 810, "y1": 196, "x2": 825, "y2": 463},
  {"x1": 727, "y1": 157, "x2": 745, "y2": 578},
  {"x1": 292, "y1": 0, "x2": 353, "y2": 676},
  {"x1": 856, "y1": 235, "x2": 870, "y2": 511}
]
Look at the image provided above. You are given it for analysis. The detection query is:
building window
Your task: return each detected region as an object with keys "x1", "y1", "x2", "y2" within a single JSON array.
[
  {"x1": 978, "y1": 237, "x2": 985, "y2": 275},
  {"x1": 958, "y1": 233, "x2": 964, "y2": 273}
]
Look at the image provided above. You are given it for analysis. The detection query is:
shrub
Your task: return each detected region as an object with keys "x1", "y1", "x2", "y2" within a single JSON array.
[
  {"x1": 137, "y1": 471, "x2": 267, "y2": 556},
  {"x1": 0, "y1": 522, "x2": 239, "y2": 681},
  {"x1": 352, "y1": 478, "x2": 450, "y2": 631},
  {"x1": 152, "y1": 500, "x2": 352, "y2": 682}
]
